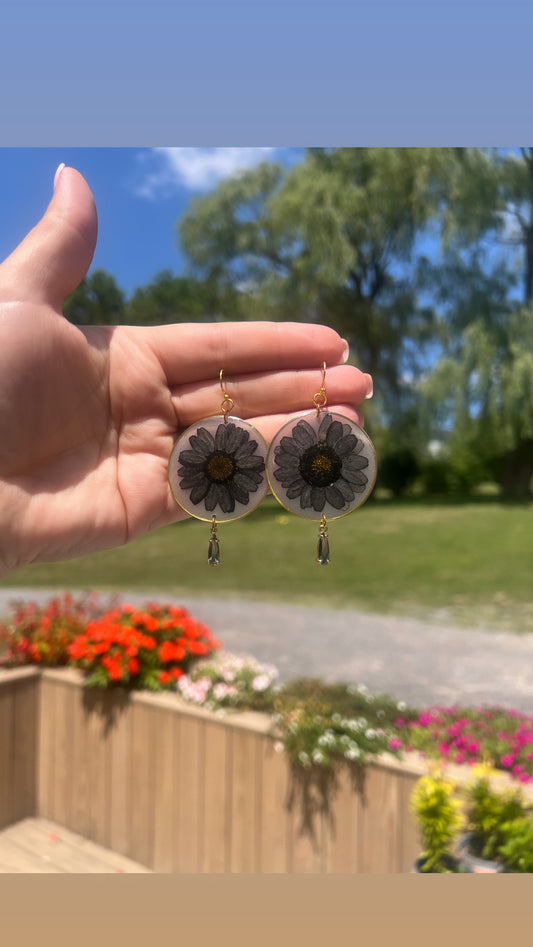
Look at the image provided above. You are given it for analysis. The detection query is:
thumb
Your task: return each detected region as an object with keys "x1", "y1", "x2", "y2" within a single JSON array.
[{"x1": 0, "y1": 165, "x2": 98, "y2": 310}]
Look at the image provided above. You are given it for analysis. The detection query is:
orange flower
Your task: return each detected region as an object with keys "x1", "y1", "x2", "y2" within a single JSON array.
[
  {"x1": 128, "y1": 657, "x2": 140, "y2": 675},
  {"x1": 159, "y1": 670, "x2": 172, "y2": 685},
  {"x1": 158, "y1": 641, "x2": 176, "y2": 663}
]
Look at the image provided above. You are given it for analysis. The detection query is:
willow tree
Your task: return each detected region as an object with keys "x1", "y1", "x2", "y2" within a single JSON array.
[
  {"x1": 178, "y1": 148, "x2": 457, "y2": 412},
  {"x1": 421, "y1": 149, "x2": 533, "y2": 496}
]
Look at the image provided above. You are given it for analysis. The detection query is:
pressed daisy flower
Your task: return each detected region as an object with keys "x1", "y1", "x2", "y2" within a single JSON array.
[
  {"x1": 267, "y1": 412, "x2": 376, "y2": 518},
  {"x1": 169, "y1": 416, "x2": 268, "y2": 520}
]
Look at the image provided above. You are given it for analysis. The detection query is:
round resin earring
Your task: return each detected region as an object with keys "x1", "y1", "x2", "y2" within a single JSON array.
[
  {"x1": 168, "y1": 370, "x2": 269, "y2": 564},
  {"x1": 266, "y1": 363, "x2": 377, "y2": 564}
]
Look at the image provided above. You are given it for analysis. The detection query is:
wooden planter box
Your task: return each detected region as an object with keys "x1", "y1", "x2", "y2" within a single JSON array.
[{"x1": 10, "y1": 666, "x2": 531, "y2": 873}]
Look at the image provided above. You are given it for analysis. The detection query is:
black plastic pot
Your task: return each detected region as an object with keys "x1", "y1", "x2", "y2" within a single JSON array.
[{"x1": 457, "y1": 834, "x2": 505, "y2": 873}]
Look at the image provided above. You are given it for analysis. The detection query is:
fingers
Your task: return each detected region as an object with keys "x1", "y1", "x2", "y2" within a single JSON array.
[
  {"x1": 145, "y1": 321, "x2": 351, "y2": 386},
  {"x1": 171, "y1": 364, "x2": 371, "y2": 429},
  {"x1": 0, "y1": 166, "x2": 98, "y2": 310}
]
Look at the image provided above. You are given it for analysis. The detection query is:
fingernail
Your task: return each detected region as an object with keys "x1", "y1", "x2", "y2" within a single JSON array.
[
  {"x1": 53, "y1": 163, "x2": 66, "y2": 192},
  {"x1": 341, "y1": 339, "x2": 350, "y2": 363},
  {"x1": 364, "y1": 373, "x2": 373, "y2": 399}
]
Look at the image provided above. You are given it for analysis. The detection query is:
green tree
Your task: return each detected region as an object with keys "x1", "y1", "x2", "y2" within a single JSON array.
[
  {"x1": 125, "y1": 270, "x2": 232, "y2": 325},
  {"x1": 421, "y1": 149, "x2": 533, "y2": 497},
  {"x1": 64, "y1": 269, "x2": 126, "y2": 325},
  {"x1": 178, "y1": 148, "x2": 458, "y2": 410}
]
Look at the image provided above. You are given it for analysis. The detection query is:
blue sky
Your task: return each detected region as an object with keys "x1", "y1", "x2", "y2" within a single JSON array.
[{"x1": 0, "y1": 148, "x2": 303, "y2": 298}]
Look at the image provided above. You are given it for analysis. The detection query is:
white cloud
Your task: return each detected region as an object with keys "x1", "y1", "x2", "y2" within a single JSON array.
[{"x1": 134, "y1": 147, "x2": 278, "y2": 197}]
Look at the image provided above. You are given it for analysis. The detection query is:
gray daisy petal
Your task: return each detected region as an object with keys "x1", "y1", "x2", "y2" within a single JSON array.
[
  {"x1": 342, "y1": 466, "x2": 369, "y2": 487},
  {"x1": 275, "y1": 469, "x2": 305, "y2": 488},
  {"x1": 300, "y1": 484, "x2": 313, "y2": 508},
  {"x1": 274, "y1": 448, "x2": 300, "y2": 469},
  {"x1": 279, "y1": 436, "x2": 301, "y2": 457},
  {"x1": 179, "y1": 470, "x2": 207, "y2": 489},
  {"x1": 191, "y1": 427, "x2": 214, "y2": 453},
  {"x1": 217, "y1": 484, "x2": 235, "y2": 514},
  {"x1": 291, "y1": 420, "x2": 317, "y2": 449},
  {"x1": 325, "y1": 485, "x2": 346, "y2": 509},
  {"x1": 342, "y1": 455, "x2": 369, "y2": 476},
  {"x1": 336, "y1": 478, "x2": 356, "y2": 502},
  {"x1": 234, "y1": 439, "x2": 257, "y2": 459},
  {"x1": 286, "y1": 479, "x2": 307, "y2": 499},
  {"x1": 228, "y1": 478, "x2": 249, "y2": 504},
  {"x1": 335, "y1": 434, "x2": 358, "y2": 457},
  {"x1": 205, "y1": 483, "x2": 219, "y2": 511},
  {"x1": 233, "y1": 471, "x2": 261, "y2": 493},
  {"x1": 214, "y1": 424, "x2": 227, "y2": 451},
  {"x1": 325, "y1": 419, "x2": 344, "y2": 447},
  {"x1": 236, "y1": 454, "x2": 265, "y2": 471},
  {"x1": 189, "y1": 480, "x2": 210, "y2": 505},
  {"x1": 226, "y1": 423, "x2": 248, "y2": 452},
  {"x1": 178, "y1": 449, "x2": 207, "y2": 467},
  {"x1": 318, "y1": 413, "x2": 333, "y2": 441},
  {"x1": 310, "y1": 487, "x2": 326, "y2": 512}
]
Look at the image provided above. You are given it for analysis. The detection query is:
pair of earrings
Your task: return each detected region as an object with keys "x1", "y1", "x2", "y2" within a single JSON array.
[{"x1": 168, "y1": 365, "x2": 377, "y2": 565}]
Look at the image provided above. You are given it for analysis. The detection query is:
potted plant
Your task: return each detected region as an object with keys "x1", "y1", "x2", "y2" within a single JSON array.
[
  {"x1": 458, "y1": 773, "x2": 524, "y2": 873},
  {"x1": 498, "y1": 815, "x2": 533, "y2": 872},
  {"x1": 411, "y1": 770, "x2": 466, "y2": 873}
]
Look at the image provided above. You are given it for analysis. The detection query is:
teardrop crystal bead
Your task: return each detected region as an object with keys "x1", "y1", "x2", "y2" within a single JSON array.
[
  {"x1": 208, "y1": 536, "x2": 220, "y2": 566},
  {"x1": 316, "y1": 533, "x2": 330, "y2": 565}
]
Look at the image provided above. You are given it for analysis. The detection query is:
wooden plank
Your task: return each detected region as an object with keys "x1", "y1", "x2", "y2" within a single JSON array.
[
  {"x1": 323, "y1": 763, "x2": 363, "y2": 873},
  {"x1": 0, "y1": 818, "x2": 151, "y2": 873},
  {"x1": 173, "y1": 713, "x2": 202, "y2": 873},
  {"x1": 108, "y1": 694, "x2": 132, "y2": 859},
  {"x1": 229, "y1": 729, "x2": 259, "y2": 873},
  {"x1": 0, "y1": 834, "x2": 63, "y2": 872},
  {"x1": 67, "y1": 680, "x2": 92, "y2": 840},
  {"x1": 0, "y1": 684, "x2": 14, "y2": 829},
  {"x1": 11, "y1": 677, "x2": 38, "y2": 823},
  {"x1": 396, "y1": 771, "x2": 420, "y2": 872},
  {"x1": 256, "y1": 737, "x2": 290, "y2": 873},
  {"x1": 37, "y1": 677, "x2": 55, "y2": 822},
  {"x1": 201, "y1": 719, "x2": 230, "y2": 873},
  {"x1": 85, "y1": 692, "x2": 112, "y2": 850},
  {"x1": 128, "y1": 701, "x2": 155, "y2": 868},
  {"x1": 287, "y1": 762, "x2": 328, "y2": 874},
  {"x1": 48, "y1": 680, "x2": 73, "y2": 828},
  {"x1": 152, "y1": 708, "x2": 177, "y2": 873},
  {"x1": 359, "y1": 765, "x2": 401, "y2": 873}
]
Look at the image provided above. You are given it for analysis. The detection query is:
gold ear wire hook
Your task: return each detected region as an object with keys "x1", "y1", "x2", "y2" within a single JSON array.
[
  {"x1": 313, "y1": 361, "x2": 328, "y2": 416},
  {"x1": 219, "y1": 369, "x2": 234, "y2": 423}
]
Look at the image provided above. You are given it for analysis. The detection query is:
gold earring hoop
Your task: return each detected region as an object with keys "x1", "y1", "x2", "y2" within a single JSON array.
[
  {"x1": 265, "y1": 363, "x2": 377, "y2": 564},
  {"x1": 168, "y1": 370, "x2": 269, "y2": 565}
]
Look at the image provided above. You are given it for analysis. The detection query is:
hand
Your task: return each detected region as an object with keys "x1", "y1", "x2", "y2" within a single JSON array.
[{"x1": 0, "y1": 166, "x2": 372, "y2": 576}]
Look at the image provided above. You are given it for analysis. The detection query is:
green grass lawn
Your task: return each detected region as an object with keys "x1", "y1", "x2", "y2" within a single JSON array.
[{"x1": 2, "y1": 497, "x2": 533, "y2": 631}]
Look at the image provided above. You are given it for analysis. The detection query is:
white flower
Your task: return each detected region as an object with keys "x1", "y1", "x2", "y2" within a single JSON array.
[
  {"x1": 365, "y1": 728, "x2": 377, "y2": 740},
  {"x1": 298, "y1": 752, "x2": 311, "y2": 767},
  {"x1": 274, "y1": 741, "x2": 284, "y2": 754},
  {"x1": 345, "y1": 747, "x2": 361, "y2": 761},
  {"x1": 397, "y1": 701, "x2": 407, "y2": 711},
  {"x1": 312, "y1": 749, "x2": 326, "y2": 764},
  {"x1": 251, "y1": 674, "x2": 271, "y2": 692},
  {"x1": 213, "y1": 682, "x2": 230, "y2": 700}
]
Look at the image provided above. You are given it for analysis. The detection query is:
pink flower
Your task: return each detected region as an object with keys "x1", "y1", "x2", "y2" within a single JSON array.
[
  {"x1": 500, "y1": 754, "x2": 515, "y2": 768},
  {"x1": 388, "y1": 738, "x2": 402, "y2": 750}
]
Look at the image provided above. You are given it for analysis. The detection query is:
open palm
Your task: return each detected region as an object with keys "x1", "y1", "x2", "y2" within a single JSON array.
[{"x1": 0, "y1": 167, "x2": 370, "y2": 576}]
